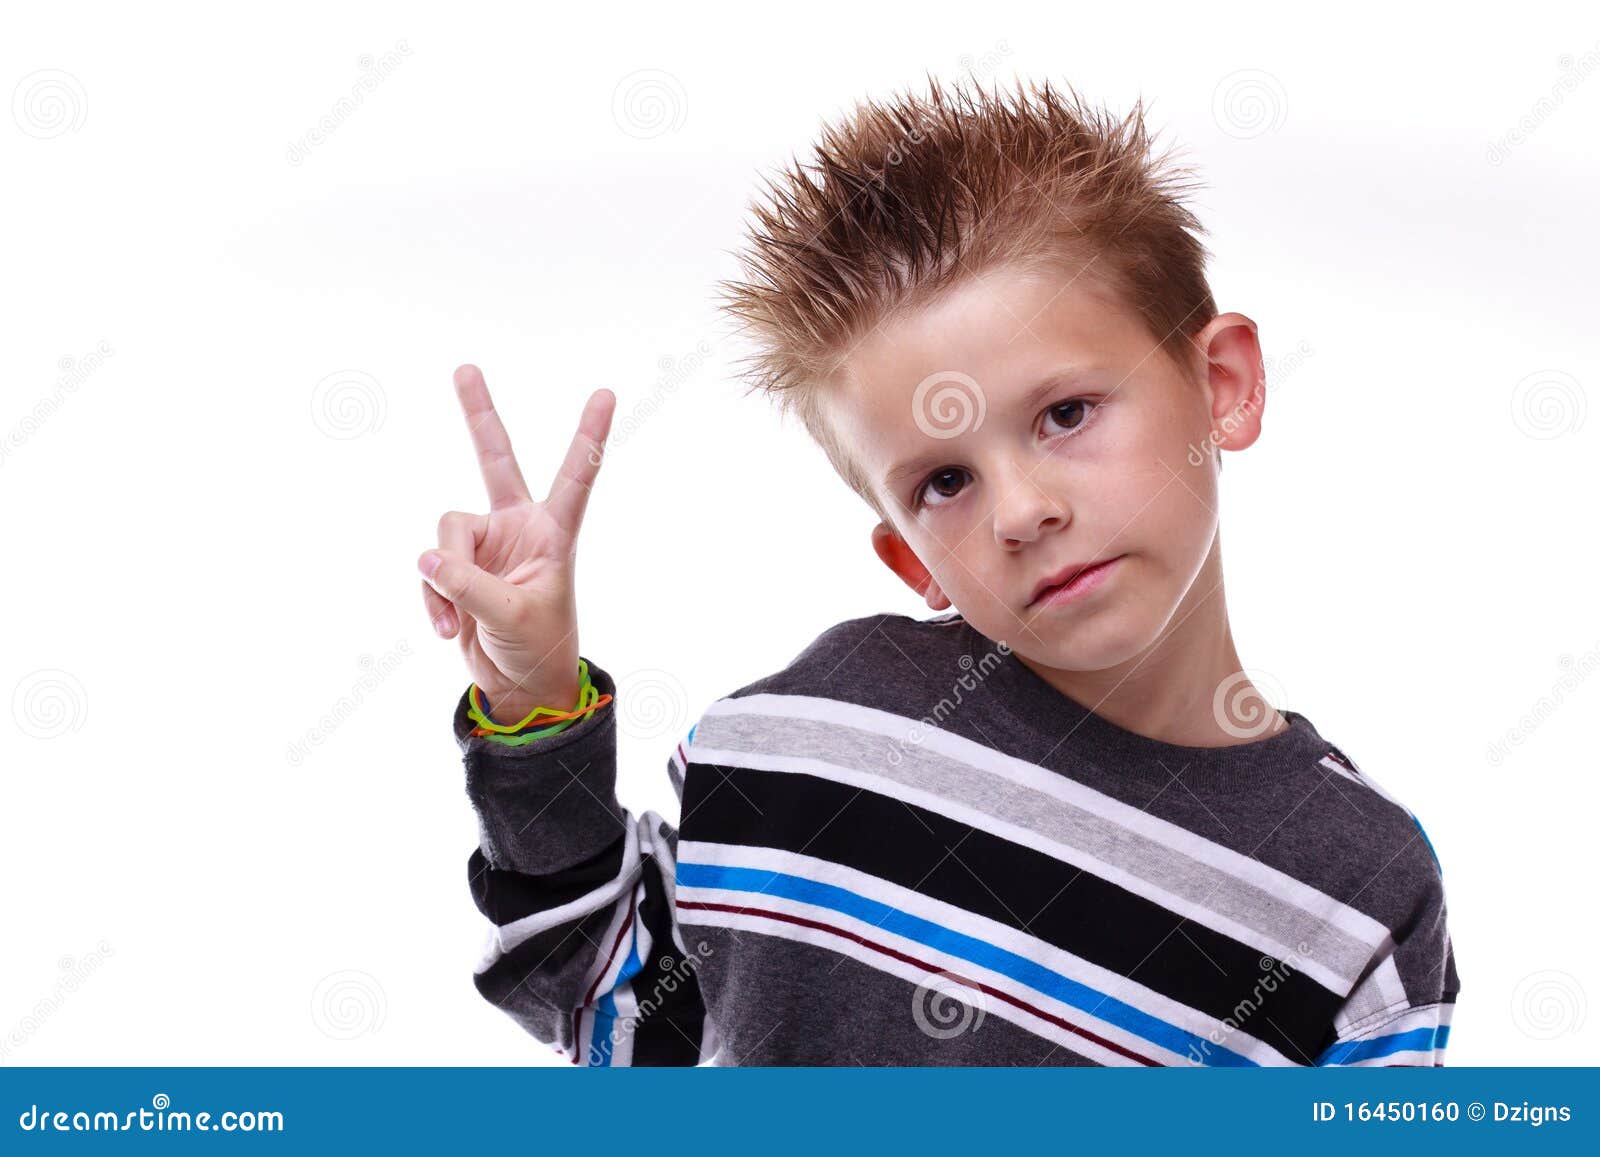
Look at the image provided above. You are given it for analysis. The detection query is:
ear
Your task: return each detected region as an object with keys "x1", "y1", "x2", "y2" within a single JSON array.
[
  {"x1": 871, "y1": 522, "x2": 951, "y2": 611},
  {"x1": 1189, "y1": 311, "x2": 1267, "y2": 454}
]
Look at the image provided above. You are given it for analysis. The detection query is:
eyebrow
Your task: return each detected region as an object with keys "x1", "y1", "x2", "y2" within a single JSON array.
[{"x1": 880, "y1": 366, "x2": 1101, "y2": 491}]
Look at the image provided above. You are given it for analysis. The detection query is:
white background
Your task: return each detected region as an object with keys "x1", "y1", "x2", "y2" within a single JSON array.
[{"x1": 2, "y1": 0, "x2": 1596, "y2": 1066}]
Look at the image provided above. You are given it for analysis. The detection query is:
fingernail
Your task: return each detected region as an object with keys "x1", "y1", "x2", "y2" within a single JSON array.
[
  {"x1": 418, "y1": 552, "x2": 441, "y2": 579},
  {"x1": 433, "y1": 612, "x2": 452, "y2": 636}
]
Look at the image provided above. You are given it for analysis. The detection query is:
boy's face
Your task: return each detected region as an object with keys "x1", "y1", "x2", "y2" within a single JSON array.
[{"x1": 821, "y1": 264, "x2": 1265, "y2": 675}]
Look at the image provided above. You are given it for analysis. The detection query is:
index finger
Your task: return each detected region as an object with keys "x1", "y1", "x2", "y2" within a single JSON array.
[{"x1": 453, "y1": 364, "x2": 533, "y2": 510}]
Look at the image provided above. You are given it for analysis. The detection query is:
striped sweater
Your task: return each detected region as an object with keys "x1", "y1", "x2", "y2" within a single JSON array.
[{"x1": 457, "y1": 611, "x2": 1459, "y2": 1066}]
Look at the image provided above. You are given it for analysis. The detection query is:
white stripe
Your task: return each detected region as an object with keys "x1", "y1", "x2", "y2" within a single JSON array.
[
  {"x1": 638, "y1": 812, "x2": 694, "y2": 958},
  {"x1": 698, "y1": 694, "x2": 1392, "y2": 949},
  {"x1": 698, "y1": 1016, "x2": 724, "y2": 1066},
  {"x1": 575, "y1": 885, "x2": 639, "y2": 1065},
  {"x1": 1338, "y1": 1000, "x2": 1452, "y2": 1044},
  {"x1": 679, "y1": 840, "x2": 1300, "y2": 1067},
  {"x1": 474, "y1": 832, "x2": 642, "y2": 977},
  {"x1": 1332, "y1": 956, "x2": 1411, "y2": 1036},
  {"x1": 1324, "y1": 1001, "x2": 1450, "y2": 1066},
  {"x1": 1326, "y1": 1046, "x2": 1438, "y2": 1067},
  {"x1": 1317, "y1": 755, "x2": 1365, "y2": 790},
  {"x1": 607, "y1": 1018, "x2": 636, "y2": 1066},
  {"x1": 1320, "y1": 755, "x2": 1407, "y2": 813}
]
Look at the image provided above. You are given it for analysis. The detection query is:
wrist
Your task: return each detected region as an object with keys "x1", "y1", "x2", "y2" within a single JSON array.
[{"x1": 478, "y1": 677, "x2": 582, "y2": 730}]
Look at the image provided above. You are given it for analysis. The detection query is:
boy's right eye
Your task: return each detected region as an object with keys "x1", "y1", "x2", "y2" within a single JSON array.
[{"x1": 918, "y1": 467, "x2": 970, "y2": 509}]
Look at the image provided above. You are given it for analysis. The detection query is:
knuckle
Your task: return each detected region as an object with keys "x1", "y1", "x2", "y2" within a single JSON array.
[
  {"x1": 436, "y1": 510, "x2": 468, "y2": 538},
  {"x1": 441, "y1": 562, "x2": 476, "y2": 602},
  {"x1": 558, "y1": 468, "x2": 595, "y2": 494}
]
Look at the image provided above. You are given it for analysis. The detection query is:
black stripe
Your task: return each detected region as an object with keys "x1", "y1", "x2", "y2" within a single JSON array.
[
  {"x1": 468, "y1": 839, "x2": 627, "y2": 926},
  {"x1": 681, "y1": 763, "x2": 1341, "y2": 1064},
  {"x1": 474, "y1": 902, "x2": 618, "y2": 1053},
  {"x1": 626, "y1": 851, "x2": 707, "y2": 1065}
]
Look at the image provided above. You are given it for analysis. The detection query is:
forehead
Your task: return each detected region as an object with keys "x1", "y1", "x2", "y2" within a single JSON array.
[{"x1": 818, "y1": 265, "x2": 1153, "y2": 462}]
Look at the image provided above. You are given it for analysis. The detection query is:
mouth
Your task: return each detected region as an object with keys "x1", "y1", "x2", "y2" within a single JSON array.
[{"x1": 1026, "y1": 555, "x2": 1125, "y2": 609}]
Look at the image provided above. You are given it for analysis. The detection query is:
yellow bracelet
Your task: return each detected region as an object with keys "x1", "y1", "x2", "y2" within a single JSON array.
[{"x1": 467, "y1": 660, "x2": 594, "y2": 733}]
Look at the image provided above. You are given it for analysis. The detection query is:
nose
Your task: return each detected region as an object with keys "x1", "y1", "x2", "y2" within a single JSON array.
[{"x1": 990, "y1": 465, "x2": 1069, "y2": 549}]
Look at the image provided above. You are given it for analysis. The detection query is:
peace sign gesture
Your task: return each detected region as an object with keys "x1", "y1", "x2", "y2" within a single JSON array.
[{"x1": 419, "y1": 364, "x2": 615, "y2": 724}]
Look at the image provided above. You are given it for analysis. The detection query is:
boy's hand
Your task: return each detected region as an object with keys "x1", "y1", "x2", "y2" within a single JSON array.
[{"x1": 419, "y1": 364, "x2": 615, "y2": 725}]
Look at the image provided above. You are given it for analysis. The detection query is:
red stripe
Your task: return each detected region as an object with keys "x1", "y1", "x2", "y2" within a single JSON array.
[
  {"x1": 572, "y1": 908, "x2": 637, "y2": 1066},
  {"x1": 680, "y1": 899, "x2": 1160, "y2": 1066}
]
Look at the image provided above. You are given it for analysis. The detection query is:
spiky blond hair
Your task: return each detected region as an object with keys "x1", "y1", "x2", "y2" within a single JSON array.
[{"x1": 715, "y1": 74, "x2": 1218, "y2": 523}]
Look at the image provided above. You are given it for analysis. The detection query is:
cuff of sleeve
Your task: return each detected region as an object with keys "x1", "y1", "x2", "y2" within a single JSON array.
[{"x1": 455, "y1": 658, "x2": 625, "y2": 874}]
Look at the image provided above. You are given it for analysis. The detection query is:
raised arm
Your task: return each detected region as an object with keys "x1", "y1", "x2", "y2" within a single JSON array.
[{"x1": 419, "y1": 365, "x2": 714, "y2": 1064}]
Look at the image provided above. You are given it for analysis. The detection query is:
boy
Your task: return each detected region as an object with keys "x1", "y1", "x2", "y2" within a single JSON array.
[{"x1": 418, "y1": 77, "x2": 1458, "y2": 1066}]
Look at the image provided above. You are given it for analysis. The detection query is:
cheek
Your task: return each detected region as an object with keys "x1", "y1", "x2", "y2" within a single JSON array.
[
  {"x1": 1088, "y1": 441, "x2": 1215, "y2": 552},
  {"x1": 1137, "y1": 467, "x2": 1219, "y2": 573},
  {"x1": 912, "y1": 530, "x2": 1003, "y2": 607}
]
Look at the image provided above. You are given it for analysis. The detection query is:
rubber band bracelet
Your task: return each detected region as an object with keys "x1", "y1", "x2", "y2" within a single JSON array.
[
  {"x1": 475, "y1": 704, "x2": 609, "y2": 745},
  {"x1": 470, "y1": 689, "x2": 607, "y2": 742},
  {"x1": 471, "y1": 686, "x2": 610, "y2": 740},
  {"x1": 469, "y1": 659, "x2": 593, "y2": 732},
  {"x1": 467, "y1": 660, "x2": 611, "y2": 742}
]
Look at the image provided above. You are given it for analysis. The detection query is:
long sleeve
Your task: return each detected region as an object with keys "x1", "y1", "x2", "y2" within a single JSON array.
[
  {"x1": 1314, "y1": 827, "x2": 1460, "y2": 1067},
  {"x1": 457, "y1": 658, "x2": 717, "y2": 1065}
]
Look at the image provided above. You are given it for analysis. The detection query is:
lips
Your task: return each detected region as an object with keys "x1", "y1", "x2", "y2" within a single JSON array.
[{"x1": 1027, "y1": 556, "x2": 1123, "y2": 607}]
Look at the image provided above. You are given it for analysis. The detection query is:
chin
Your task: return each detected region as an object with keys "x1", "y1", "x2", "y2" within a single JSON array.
[{"x1": 1002, "y1": 608, "x2": 1161, "y2": 675}]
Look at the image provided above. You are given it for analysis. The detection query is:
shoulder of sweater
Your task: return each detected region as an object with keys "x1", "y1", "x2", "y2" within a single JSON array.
[{"x1": 716, "y1": 610, "x2": 974, "y2": 703}]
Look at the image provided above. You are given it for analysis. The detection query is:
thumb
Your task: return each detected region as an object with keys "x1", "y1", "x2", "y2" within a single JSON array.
[{"x1": 417, "y1": 548, "x2": 522, "y2": 628}]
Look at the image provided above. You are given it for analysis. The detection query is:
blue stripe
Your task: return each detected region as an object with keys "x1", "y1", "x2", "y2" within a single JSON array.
[
  {"x1": 1413, "y1": 817, "x2": 1441, "y2": 874},
  {"x1": 679, "y1": 860, "x2": 1259, "y2": 1066},
  {"x1": 1317, "y1": 1023, "x2": 1448, "y2": 1065},
  {"x1": 587, "y1": 929, "x2": 647, "y2": 1067}
]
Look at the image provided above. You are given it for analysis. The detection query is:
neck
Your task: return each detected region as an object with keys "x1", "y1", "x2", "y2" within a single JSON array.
[{"x1": 1015, "y1": 537, "x2": 1287, "y2": 748}]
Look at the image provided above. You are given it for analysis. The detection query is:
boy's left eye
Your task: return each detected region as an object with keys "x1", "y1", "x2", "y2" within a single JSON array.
[{"x1": 1043, "y1": 398, "x2": 1096, "y2": 435}]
